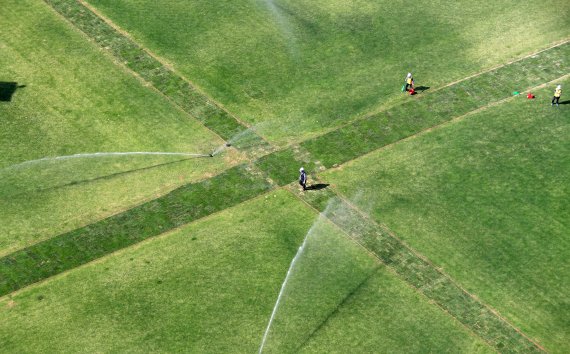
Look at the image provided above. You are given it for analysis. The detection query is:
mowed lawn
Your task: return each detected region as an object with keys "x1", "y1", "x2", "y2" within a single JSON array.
[
  {"x1": 0, "y1": 190, "x2": 490, "y2": 353},
  {"x1": 324, "y1": 81, "x2": 570, "y2": 352},
  {"x1": 0, "y1": 0, "x2": 240, "y2": 254},
  {"x1": 86, "y1": 0, "x2": 569, "y2": 145}
]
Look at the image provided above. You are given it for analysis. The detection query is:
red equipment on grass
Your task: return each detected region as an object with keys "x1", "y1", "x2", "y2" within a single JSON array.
[
  {"x1": 409, "y1": 88, "x2": 415, "y2": 95},
  {"x1": 527, "y1": 92, "x2": 535, "y2": 99}
]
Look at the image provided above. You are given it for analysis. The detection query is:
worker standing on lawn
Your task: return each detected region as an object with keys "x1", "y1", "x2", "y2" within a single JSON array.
[
  {"x1": 404, "y1": 72, "x2": 414, "y2": 92},
  {"x1": 552, "y1": 85, "x2": 562, "y2": 106},
  {"x1": 299, "y1": 167, "x2": 307, "y2": 191}
]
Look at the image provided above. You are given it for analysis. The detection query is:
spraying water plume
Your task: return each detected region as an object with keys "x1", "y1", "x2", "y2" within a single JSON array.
[
  {"x1": 2, "y1": 151, "x2": 212, "y2": 171},
  {"x1": 260, "y1": 0, "x2": 299, "y2": 59},
  {"x1": 258, "y1": 199, "x2": 336, "y2": 353},
  {"x1": 210, "y1": 125, "x2": 263, "y2": 156}
]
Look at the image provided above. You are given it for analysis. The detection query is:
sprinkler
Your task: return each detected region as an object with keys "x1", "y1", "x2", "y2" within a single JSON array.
[
  {"x1": 225, "y1": 143, "x2": 231, "y2": 147},
  {"x1": 209, "y1": 153, "x2": 214, "y2": 157}
]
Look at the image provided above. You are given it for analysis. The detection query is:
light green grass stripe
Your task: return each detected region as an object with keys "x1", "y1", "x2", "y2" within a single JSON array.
[
  {"x1": 43, "y1": 0, "x2": 267, "y2": 150},
  {"x1": 294, "y1": 191, "x2": 543, "y2": 354},
  {"x1": 301, "y1": 42, "x2": 569, "y2": 167},
  {"x1": 0, "y1": 165, "x2": 272, "y2": 297}
]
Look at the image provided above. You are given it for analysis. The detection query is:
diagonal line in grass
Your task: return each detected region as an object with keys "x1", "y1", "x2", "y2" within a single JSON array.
[
  {"x1": 0, "y1": 165, "x2": 273, "y2": 297},
  {"x1": 2, "y1": 5, "x2": 566, "y2": 348},
  {"x1": 301, "y1": 42, "x2": 569, "y2": 168},
  {"x1": 292, "y1": 189, "x2": 545, "y2": 354},
  {"x1": 43, "y1": 0, "x2": 270, "y2": 153},
  {"x1": 293, "y1": 266, "x2": 382, "y2": 353}
]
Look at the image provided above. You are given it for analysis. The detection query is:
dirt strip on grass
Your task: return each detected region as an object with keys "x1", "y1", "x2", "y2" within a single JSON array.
[
  {"x1": 43, "y1": 0, "x2": 271, "y2": 156},
  {"x1": 0, "y1": 165, "x2": 273, "y2": 297},
  {"x1": 290, "y1": 186, "x2": 545, "y2": 354}
]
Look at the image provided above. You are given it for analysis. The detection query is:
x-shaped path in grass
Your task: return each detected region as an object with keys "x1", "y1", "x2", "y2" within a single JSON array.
[{"x1": 4, "y1": 1, "x2": 569, "y2": 352}]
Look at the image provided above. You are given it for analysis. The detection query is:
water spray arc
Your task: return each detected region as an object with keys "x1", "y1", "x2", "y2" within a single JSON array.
[
  {"x1": 258, "y1": 200, "x2": 335, "y2": 353},
  {"x1": 258, "y1": 225, "x2": 312, "y2": 354},
  {"x1": 2, "y1": 151, "x2": 212, "y2": 171}
]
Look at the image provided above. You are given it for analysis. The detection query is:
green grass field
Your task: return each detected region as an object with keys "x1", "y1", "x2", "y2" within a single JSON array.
[
  {"x1": 1, "y1": 0, "x2": 568, "y2": 352},
  {"x1": 85, "y1": 0, "x2": 568, "y2": 145},
  {"x1": 0, "y1": 191, "x2": 492, "y2": 353},
  {"x1": 324, "y1": 80, "x2": 570, "y2": 352},
  {"x1": 0, "y1": 0, "x2": 242, "y2": 254}
]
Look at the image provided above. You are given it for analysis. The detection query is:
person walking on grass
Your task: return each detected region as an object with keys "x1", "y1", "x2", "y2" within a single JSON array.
[
  {"x1": 404, "y1": 72, "x2": 414, "y2": 92},
  {"x1": 299, "y1": 167, "x2": 307, "y2": 191},
  {"x1": 552, "y1": 85, "x2": 562, "y2": 106}
]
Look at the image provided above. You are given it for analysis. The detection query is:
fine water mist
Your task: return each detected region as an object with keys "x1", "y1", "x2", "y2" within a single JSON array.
[
  {"x1": 1, "y1": 151, "x2": 211, "y2": 171},
  {"x1": 258, "y1": 200, "x2": 335, "y2": 354},
  {"x1": 260, "y1": 0, "x2": 299, "y2": 59}
]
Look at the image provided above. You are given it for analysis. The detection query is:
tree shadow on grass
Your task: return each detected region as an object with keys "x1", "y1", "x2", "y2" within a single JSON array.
[
  {"x1": 306, "y1": 183, "x2": 330, "y2": 191},
  {"x1": 0, "y1": 82, "x2": 26, "y2": 102}
]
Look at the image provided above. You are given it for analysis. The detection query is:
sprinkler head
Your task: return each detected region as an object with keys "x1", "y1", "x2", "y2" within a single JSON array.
[
  {"x1": 209, "y1": 153, "x2": 214, "y2": 157},
  {"x1": 225, "y1": 143, "x2": 231, "y2": 147}
]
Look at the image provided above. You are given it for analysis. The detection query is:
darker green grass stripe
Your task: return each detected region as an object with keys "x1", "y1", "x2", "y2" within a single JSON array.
[
  {"x1": 296, "y1": 193, "x2": 543, "y2": 354},
  {"x1": 0, "y1": 165, "x2": 272, "y2": 296},
  {"x1": 301, "y1": 43, "x2": 569, "y2": 167},
  {"x1": 43, "y1": 0, "x2": 264, "y2": 146},
  {"x1": 255, "y1": 148, "x2": 318, "y2": 186}
]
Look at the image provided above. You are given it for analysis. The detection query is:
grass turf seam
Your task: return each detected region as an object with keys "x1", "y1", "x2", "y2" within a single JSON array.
[
  {"x1": 43, "y1": 0, "x2": 268, "y2": 149},
  {"x1": 300, "y1": 42, "x2": 569, "y2": 167},
  {"x1": 323, "y1": 73, "x2": 570, "y2": 175},
  {"x1": 290, "y1": 187, "x2": 545, "y2": 353},
  {"x1": 77, "y1": 0, "x2": 259, "y2": 135},
  {"x1": 286, "y1": 187, "x2": 498, "y2": 352},
  {"x1": 0, "y1": 165, "x2": 273, "y2": 297},
  {"x1": 0, "y1": 187, "x2": 281, "y2": 302}
]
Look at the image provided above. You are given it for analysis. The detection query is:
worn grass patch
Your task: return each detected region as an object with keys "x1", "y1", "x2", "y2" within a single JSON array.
[
  {"x1": 0, "y1": 165, "x2": 272, "y2": 296},
  {"x1": 323, "y1": 80, "x2": 570, "y2": 352}
]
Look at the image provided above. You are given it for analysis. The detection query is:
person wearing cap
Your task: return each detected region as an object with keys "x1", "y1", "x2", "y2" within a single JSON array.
[
  {"x1": 552, "y1": 85, "x2": 562, "y2": 106},
  {"x1": 404, "y1": 72, "x2": 414, "y2": 92},
  {"x1": 299, "y1": 167, "x2": 307, "y2": 191}
]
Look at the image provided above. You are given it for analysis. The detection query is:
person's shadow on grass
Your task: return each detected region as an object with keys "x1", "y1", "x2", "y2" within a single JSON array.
[
  {"x1": 0, "y1": 82, "x2": 26, "y2": 102},
  {"x1": 414, "y1": 86, "x2": 430, "y2": 93},
  {"x1": 557, "y1": 100, "x2": 570, "y2": 105},
  {"x1": 306, "y1": 183, "x2": 330, "y2": 191}
]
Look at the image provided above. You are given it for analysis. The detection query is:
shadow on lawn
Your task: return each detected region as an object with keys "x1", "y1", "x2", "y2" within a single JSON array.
[
  {"x1": 557, "y1": 100, "x2": 570, "y2": 105},
  {"x1": 5, "y1": 157, "x2": 196, "y2": 197},
  {"x1": 306, "y1": 183, "x2": 330, "y2": 191},
  {"x1": 414, "y1": 85, "x2": 430, "y2": 93},
  {"x1": 0, "y1": 82, "x2": 26, "y2": 102}
]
